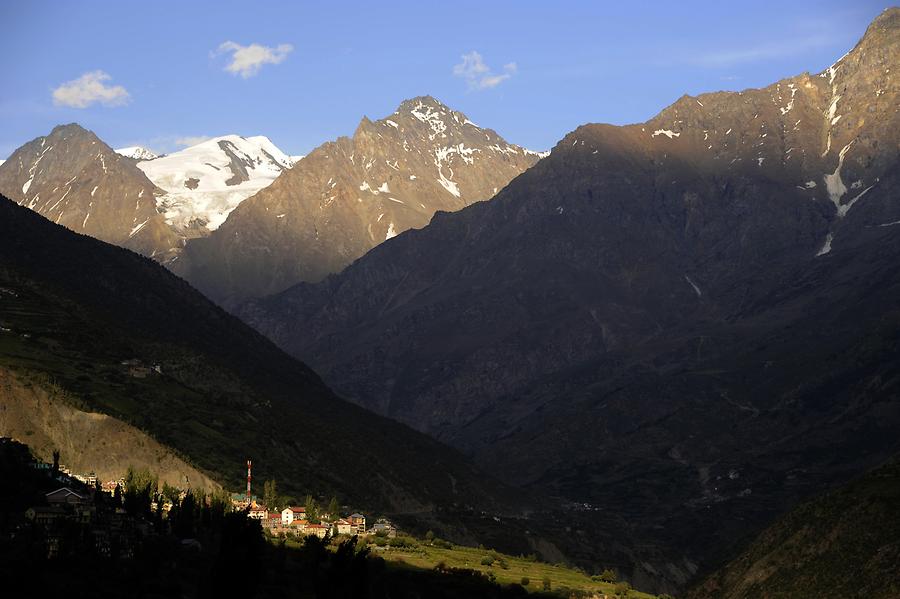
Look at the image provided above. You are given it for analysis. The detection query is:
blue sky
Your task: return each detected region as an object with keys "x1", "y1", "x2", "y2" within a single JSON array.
[{"x1": 0, "y1": 0, "x2": 886, "y2": 158}]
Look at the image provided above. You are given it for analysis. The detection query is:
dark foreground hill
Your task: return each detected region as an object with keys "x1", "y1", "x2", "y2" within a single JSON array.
[
  {"x1": 0, "y1": 194, "x2": 523, "y2": 527},
  {"x1": 688, "y1": 456, "x2": 900, "y2": 599}
]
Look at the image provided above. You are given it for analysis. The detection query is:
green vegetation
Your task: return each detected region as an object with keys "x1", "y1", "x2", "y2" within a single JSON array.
[
  {"x1": 354, "y1": 533, "x2": 655, "y2": 598},
  {"x1": 689, "y1": 457, "x2": 900, "y2": 599}
]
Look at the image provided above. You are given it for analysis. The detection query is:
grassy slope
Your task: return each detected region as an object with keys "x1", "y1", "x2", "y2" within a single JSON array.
[
  {"x1": 687, "y1": 457, "x2": 900, "y2": 599},
  {"x1": 277, "y1": 535, "x2": 656, "y2": 598},
  {"x1": 381, "y1": 544, "x2": 655, "y2": 597},
  {"x1": 0, "y1": 195, "x2": 521, "y2": 519}
]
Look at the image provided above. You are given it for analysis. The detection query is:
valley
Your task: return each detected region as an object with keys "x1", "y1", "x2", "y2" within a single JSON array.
[{"x1": 2, "y1": 4, "x2": 899, "y2": 597}]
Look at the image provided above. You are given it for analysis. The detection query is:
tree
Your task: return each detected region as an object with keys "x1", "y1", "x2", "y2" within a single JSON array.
[
  {"x1": 173, "y1": 491, "x2": 197, "y2": 538},
  {"x1": 614, "y1": 581, "x2": 631, "y2": 597},
  {"x1": 263, "y1": 479, "x2": 279, "y2": 510},
  {"x1": 51, "y1": 449, "x2": 60, "y2": 476},
  {"x1": 123, "y1": 466, "x2": 157, "y2": 517},
  {"x1": 425, "y1": 530, "x2": 435, "y2": 543},
  {"x1": 305, "y1": 495, "x2": 320, "y2": 524},
  {"x1": 520, "y1": 577, "x2": 530, "y2": 586},
  {"x1": 542, "y1": 576, "x2": 551, "y2": 591},
  {"x1": 326, "y1": 496, "x2": 340, "y2": 521}
]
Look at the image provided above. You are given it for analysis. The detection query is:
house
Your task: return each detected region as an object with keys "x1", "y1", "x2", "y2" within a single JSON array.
[
  {"x1": 281, "y1": 506, "x2": 306, "y2": 525},
  {"x1": 304, "y1": 523, "x2": 329, "y2": 539},
  {"x1": 230, "y1": 492, "x2": 258, "y2": 510},
  {"x1": 45, "y1": 487, "x2": 87, "y2": 506},
  {"x1": 370, "y1": 518, "x2": 397, "y2": 538},
  {"x1": 333, "y1": 518, "x2": 355, "y2": 536},
  {"x1": 264, "y1": 512, "x2": 282, "y2": 530},
  {"x1": 290, "y1": 519, "x2": 309, "y2": 535},
  {"x1": 248, "y1": 505, "x2": 268, "y2": 520},
  {"x1": 349, "y1": 513, "x2": 366, "y2": 534}
]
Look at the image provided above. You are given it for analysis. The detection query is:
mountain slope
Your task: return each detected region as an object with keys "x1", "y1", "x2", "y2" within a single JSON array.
[
  {"x1": 172, "y1": 96, "x2": 543, "y2": 307},
  {"x1": 688, "y1": 457, "x2": 900, "y2": 599},
  {"x1": 0, "y1": 193, "x2": 522, "y2": 521},
  {"x1": 239, "y1": 9, "x2": 900, "y2": 588},
  {"x1": 0, "y1": 124, "x2": 179, "y2": 258}
]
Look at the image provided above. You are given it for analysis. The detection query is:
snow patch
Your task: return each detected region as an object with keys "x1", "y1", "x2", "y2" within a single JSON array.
[
  {"x1": 823, "y1": 142, "x2": 853, "y2": 214},
  {"x1": 652, "y1": 129, "x2": 681, "y2": 139},
  {"x1": 115, "y1": 146, "x2": 159, "y2": 161},
  {"x1": 129, "y1": 218, "x2": 149, "y2": 238},
  {"x1": 140, "y1": 134, "x2": 294, "y2": 232},
  {"x1": 816, "y1": 233, "x2": 833, "y2": 256},
  {"x1": 684, "y1": 275, "x2": 702, "y2": 298}
]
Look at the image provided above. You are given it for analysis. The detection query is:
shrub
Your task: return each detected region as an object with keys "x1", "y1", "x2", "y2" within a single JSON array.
[
  {"x1": 520, "y1": 577, "x2": 530, "y2": 586},
  {"x1": 432, "y1": 538, "x2": 453, "y2": 549},
  {"x1": 388, "y1": 535, "x2": 417, "y2": 548},
  {"x1": 480, "y1": 555, "x2": 495, "y2": 566},
  {"x1": 542, "y1": 576, "x2": 552, "y2": 591},
  {"x1": 598, "y1": 568, "x2": 618, "y2": 583},
  {"x1": 614, "y1": 581, "x2": 631, "y2": 597}
]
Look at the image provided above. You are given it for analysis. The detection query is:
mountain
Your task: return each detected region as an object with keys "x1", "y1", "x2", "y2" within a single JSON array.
[
  {"x1": 171, "y1": 96, "x2": 544, "y2": 307},
  {"x1": 138, "y1": 135, "x2": 297, "y2": 235},
  {"x1": 0, "y1": 123, "x2": 179, "y2": 259},
  {"x1": 115, "y1": 145, "x2": 159, "y2": 160},
  {"x1": 0, "y1": 128, "x2": 296, "y2": 263},
  {"x1": 0, "y1": 193, "x2": 527, "y2": 528},
  {"x1": 239, "y1": 9, "x2": 900, "y2": 589},
  {"x1": 688, "y1": 456, "x2": 900, "y2": 599}
]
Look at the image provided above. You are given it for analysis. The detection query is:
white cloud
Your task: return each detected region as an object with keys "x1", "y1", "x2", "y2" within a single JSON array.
[
  {"x1": 175, "y1": 135, "x2": 213, "y2": 147},
  {"x1": 216, "y1": 41, "x2": 293, "y2": 78},
  {"x1": 52, "y1": 71, "x2": 130, "y2": 108},
  {"x1": 453, "y1": 51, "x2": 516, "y2": 90}
]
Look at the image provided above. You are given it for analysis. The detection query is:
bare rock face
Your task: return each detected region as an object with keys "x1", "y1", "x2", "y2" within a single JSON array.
[
  {"x1": 0, "y1": 124, "x2": 178, "y2": 258},
  {"x1": 240, "y1": 9, "x2": 900, "y2": 590},
  {"x1": 172, "y1": 96, "x2": 544, "y2": 307}
]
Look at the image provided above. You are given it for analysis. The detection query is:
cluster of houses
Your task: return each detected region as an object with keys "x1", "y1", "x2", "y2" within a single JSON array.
[
  {"x1": 14, "y1": 438, "x2": 397, "y2": 558},
  {"x1": 23, "y1": 486, "x2": 146, "y2": 559},
  {"x1": 231, "y1": 494, "x2": 396, "y2": 540}
]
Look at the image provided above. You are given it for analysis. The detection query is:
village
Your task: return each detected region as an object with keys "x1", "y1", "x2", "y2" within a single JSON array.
[
  {"x1": 4, "y1": 439, "x2": 653, "y2": 597},
  {"x1": 16, "y1": 446, "x2": 397, "y2": 557}
]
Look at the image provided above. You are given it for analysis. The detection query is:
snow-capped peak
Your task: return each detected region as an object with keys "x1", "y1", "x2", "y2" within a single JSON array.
[
  {"x1": 138, "y1": 134, "x2": 295, "y2": 232},
  {"x1": 115, "y1": 146, "x2": 159, "y2": 161}
]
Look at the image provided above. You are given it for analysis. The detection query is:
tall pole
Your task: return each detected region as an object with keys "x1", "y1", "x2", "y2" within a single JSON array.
[{"x1": 246, "y1": 459, "x2": 252, "y2": 505}]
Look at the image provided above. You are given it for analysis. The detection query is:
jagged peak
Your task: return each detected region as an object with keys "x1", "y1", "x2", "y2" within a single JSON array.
[
  {"x1": 397, "y1": 95, "x2": 450, "y2": 112},
  {"x1": 50, "y1": 122, "x2": 89, "y2": 135}
]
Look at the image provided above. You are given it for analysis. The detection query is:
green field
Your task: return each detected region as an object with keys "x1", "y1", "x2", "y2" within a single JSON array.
[{"x1": 278, "y1": 534, "x2": 656, "y2": 597}]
